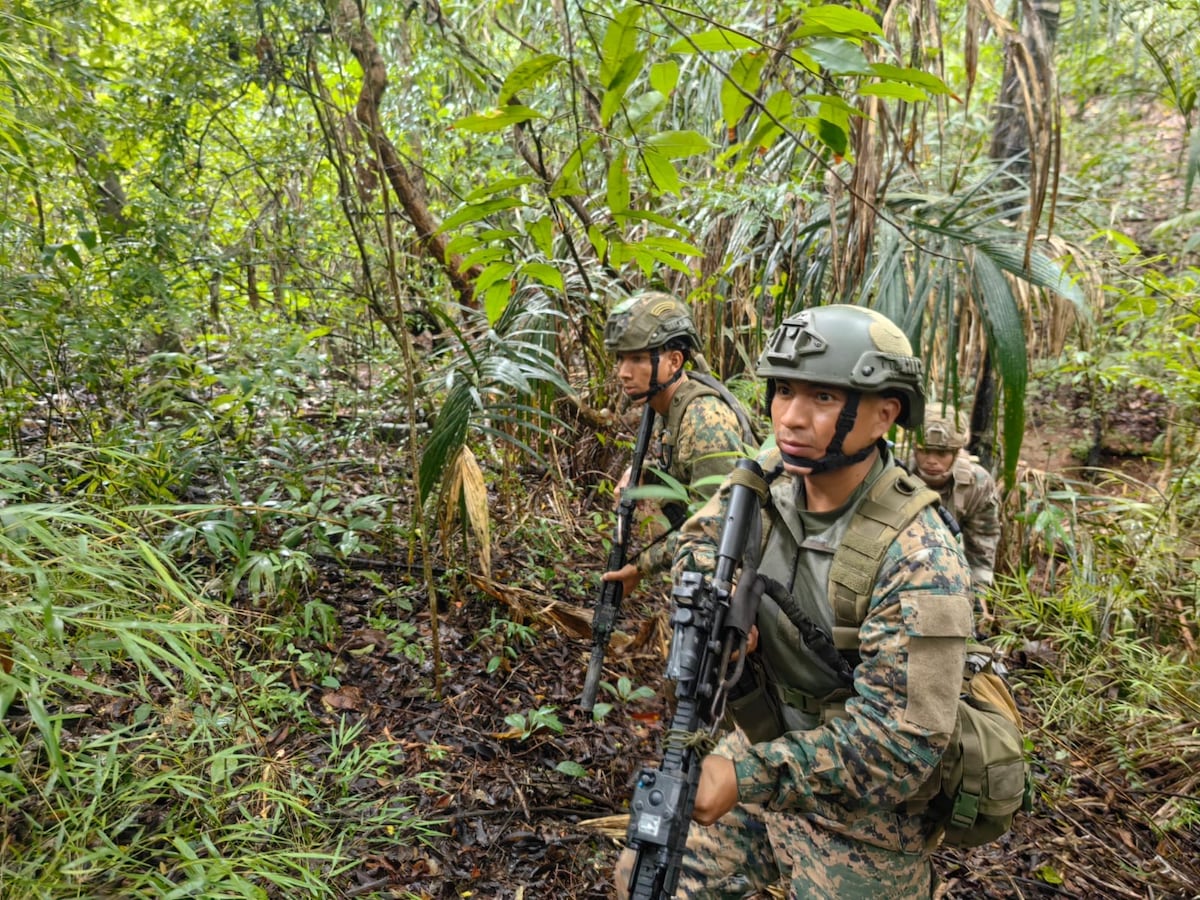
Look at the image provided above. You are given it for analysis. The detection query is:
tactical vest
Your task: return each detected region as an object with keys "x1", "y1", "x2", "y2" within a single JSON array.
[
  {"x1": 727, "y1": 462, "x2": 1031, "y2": 847},
  {"x1": 655, "y1": 377, "x2": 757, "y2": 529},
  {"x1": 729, "y1": 463, "x2": 941, "y2": 735}
]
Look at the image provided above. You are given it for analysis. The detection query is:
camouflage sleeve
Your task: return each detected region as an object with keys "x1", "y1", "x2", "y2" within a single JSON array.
[
  {"x1": 637, "y1": 529, "x2": 676, "y2": 580},
  {"x1": 719, "y1": 507, "x2": 974, "y2": 813},
  {"x1": 961, "y1": 468, "x2": 1001, "y2": 587},
  {"x1": 673, "y1": 395, "x2": 747, "y2": 503}
]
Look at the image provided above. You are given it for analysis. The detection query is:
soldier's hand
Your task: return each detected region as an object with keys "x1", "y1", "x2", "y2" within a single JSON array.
[
  {"x1": 691, "y1": 755, "x2": 738, "y2": 826},
  {"x1": 601, "y1": 563, "x2": 641, "y2": 599}
]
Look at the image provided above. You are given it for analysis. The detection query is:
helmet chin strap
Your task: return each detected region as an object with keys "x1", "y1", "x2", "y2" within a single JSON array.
[
  {"x1": 777, "y1": 392, "x2": 881, "y2": 474},
  {"x1": 629, "y1": 347, "x2": 683, "y2": 402}
]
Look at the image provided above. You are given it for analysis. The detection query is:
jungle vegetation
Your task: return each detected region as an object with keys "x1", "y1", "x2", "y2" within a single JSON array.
[{"x1": 1, "y1": 0, "x2": 1198, "y2": 896}]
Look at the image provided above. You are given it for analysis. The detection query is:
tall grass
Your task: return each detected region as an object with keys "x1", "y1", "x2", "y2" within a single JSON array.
[{"x1": 0, "y1": 463, "x2": 442, "y2": 899}]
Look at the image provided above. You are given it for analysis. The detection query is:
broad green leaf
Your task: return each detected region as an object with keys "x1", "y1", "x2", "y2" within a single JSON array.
[
  {"x1": 799, "y1": 115, "x2": 849, "y2": 158},
  {"x1": 640, "y1": 147, "x2": 681, "y2": 196},
  {"x1": 601, "y1": 50, "x2": 647, "y2": 124},
  {"x1": 600, "y1": 6, "x2": 643, "y2": 86},
  {"x1": 458, "y1": 245, "x2": 511, "y2": 273},
  {"x1": 742, "y1": 90, "x2": 794, "y2": 153},
  {"x1": 465, "y1": 176, "x2": 540, "y2": 202},
  {"x1": 806, "y1": 37, "x2": 871, "y2": 75},
  {"x1": 484, "y1": 280, "x2": 513, "y2": 326},
  {"x1": 869, "y1": 63, "x2": 953, "y2": 94},
  {"x1": 527, "y1": 216, "x2": 554, "y2": 256},
  {"x1": 587, "y1": 224, "x2": 609, "y2": 258},
  {"x1": 967, "y1": 248, "x2": 1029, "y2": 488},
  {"x1": 650, "y1": 60, "x2": 679, "y2": 95},
  {"x1": 626, "y1": 89, "x2": 667, "y2": 130},
  {"x1": 859, "y1": 82, "x2": 929, "y2": 102},
  {"x1": 498, "y1": 54, "x2": 565, "y2": 105},
  {"x1": 445, "y1": 229, "x2": 518, "y2": 259},
  {"x1": 607, "y1": 151, "x2": 631, "y2": 214},
  {"x1": 644, "y1": 129, "x2": 713, "y2": 159},
  {"x1": 721, "y1": 51, "x2": 766, "y2": 127},
  {"x1": 474, "y1": 260, "x2": 515, "y2": 295},
  {"x1": 668, "y1": 28, "x2": 761, "y2": 53},
  {"x1": 520, "y1": 262, "x2": 564, "y2": 292},
  {"x1": 641, "y1": 246, "x2": 694, "y2": 276},
  {"x1": 438, "y1": 197, "x2": 526, "y2": 234},
  {"x1": 795, "y1": 5, "x2": 885, "y2": 38},
  {"x1": 640, "y1": 235, "x2": 704, "y2": 257},
  {"x1": 453, "y1": 105, "x2": 545, "y2": 133},
  {"x1": 616, "y1": 209, "x2": 691, "y2": 233}
]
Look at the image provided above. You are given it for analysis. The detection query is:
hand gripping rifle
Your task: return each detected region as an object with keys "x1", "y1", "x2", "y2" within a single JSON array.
[
  {"x1": 581, "y1": 404, "x2": 658, "y2": 712},
  {"x1": 624, "y1": 458, "x2": 768, "y2": 899}
]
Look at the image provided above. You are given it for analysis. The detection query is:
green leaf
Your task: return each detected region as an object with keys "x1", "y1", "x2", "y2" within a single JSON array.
[
  {"x1": 526, "y1": 216, "x2": 555, "y2": 256},
  {"x1": 650, "y1": 60, "x2": 679, "y2": 95},
  {"x1": 644, "y1": 129, "x2": 713, "y2": 159},
  {"x1": 640, "y1": 147, "x2": 681, "y2": 195},
  {"x1": 607, "y1": 151, "x2": 631, "y2": 214},
  {"x1": 519, "y1": 262, "x2": 564, "y2": 292},
  {"x1": 600, "y1": 6, "x2": 643, "y2": 86},
  {"x1": 484, "y1": 280, "x2": 512, "y2": 325},
  {"x1": 465, "y1": 176, "x2": 540, "y2": 202},
  {"x1": 498, "y1": 54, "x2": 565, "y2": 105},
  {"x1": 453, "y1": 105, "x2": 545, "y2": 134},
  {"x1": 741, "y1": 90, "x2": 794, "y2": 154},
  {"x1": 869, "y1": 63, "x2": 953, "y2": 95},
  {"x1": 967, "y1": 248, "x2": 1029, "y2": 488},
  {"x1": 555, "y1": 760, "x2": 588, "y2": 778},
  {"x1": 669, "y1": 28, "x2": 761, "y2": 53},
  {"x1": 721, "y1": 52, "x2": 767, "y2": 127},
  {"x1": 806, "y1": 37, "x2": 871, "y2": 75},
  {"x1": 438, "y1": 197, "x2": 526, "y2": 234},
  {"x1": 601, "y1": 50, "x2": 647, "y2": 124},
  {"x1": 859, "y1": 82, "x2": 929, "y2": 102},
  {"x1": 640, "y1": 234, "x2": 704, "y2": 257},
  {"x1": 795, "y1": 5, "x2": 884, "y2": 38},
  {"x1": 474, "y1": 260, "x2": 515, "y2": 295}
]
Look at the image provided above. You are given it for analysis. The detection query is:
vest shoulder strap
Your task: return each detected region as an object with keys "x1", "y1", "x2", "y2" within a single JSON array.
[{"x1": 828, "y1": 465, "x2": 940, "y2": 631}]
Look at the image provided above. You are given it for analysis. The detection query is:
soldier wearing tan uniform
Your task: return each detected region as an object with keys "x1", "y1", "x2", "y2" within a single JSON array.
[
  {"x1": 911, "y1": 405, "x2": 1001, "y2": 615},
  {"x1": 600, "y1": 292, "x2": 757, "y2": 602},
  {"x1": 616, "y1": 305, "x2": 974, "y2": 898}
]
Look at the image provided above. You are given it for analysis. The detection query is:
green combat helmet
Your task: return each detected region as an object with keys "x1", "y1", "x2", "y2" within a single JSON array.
[
  {"x1": 603, "y1": 291, "x2": 700, "y2": 353},
  {"x1": 757, "y1": 304, "x2": 924, "y2": 472},
  {"x1": 922, "y1": 404, "x2": 970, "y2": 451}
]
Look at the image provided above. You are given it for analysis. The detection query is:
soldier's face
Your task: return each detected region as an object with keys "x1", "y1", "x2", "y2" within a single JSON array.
[
  {"x1": 771, "y1": 379, "x2": 899, "y2": 466},
  {"x1": 614, "y1": 349, "x2": 681, "y2": 398},
  {"x1": 914, "y1": 448, "x2": 955, "y2": 478}
]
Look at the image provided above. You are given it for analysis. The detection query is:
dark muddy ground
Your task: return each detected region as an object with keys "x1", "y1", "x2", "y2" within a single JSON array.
[{"x1": 297, "y1": 552, "x2": 1199, "y2": 900}]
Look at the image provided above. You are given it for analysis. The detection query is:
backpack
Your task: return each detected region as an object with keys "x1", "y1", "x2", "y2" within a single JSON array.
[{"x1": 827, "y1": 465, "x2": 1033, "y2": 849}]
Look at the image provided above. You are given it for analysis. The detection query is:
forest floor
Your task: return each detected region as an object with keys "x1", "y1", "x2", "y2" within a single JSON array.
[{"x1": 296, "y1": 378, "x2": 1199, "y2": 900}]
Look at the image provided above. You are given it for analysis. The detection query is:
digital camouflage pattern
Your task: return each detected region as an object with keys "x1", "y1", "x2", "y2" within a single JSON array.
[
  {"x1": 669, "y1": 443, "x2": 974, "y2": 897},
  {"x1": 633, "y1": 384, "x2": 747, "y2": 579},
  {"x1": 923, "y1": 449, "x2": 1001, "y2": 589}
]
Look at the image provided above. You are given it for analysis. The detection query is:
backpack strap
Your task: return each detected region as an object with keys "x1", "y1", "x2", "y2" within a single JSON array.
[
  {"x1": 828, "y1": 465, "x2": 941, "y2": 648},
  {"x1": 687, "y1": 370, "x2": 761, "y2": 446}
]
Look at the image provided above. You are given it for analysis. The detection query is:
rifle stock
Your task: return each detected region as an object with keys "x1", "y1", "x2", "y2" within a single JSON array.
[
  {"x1": 581, "y1": 404, "x2": 658, "y2": 712},
  {"x1": 624, "y1": 458, "x2": 767, "y2": 898}
]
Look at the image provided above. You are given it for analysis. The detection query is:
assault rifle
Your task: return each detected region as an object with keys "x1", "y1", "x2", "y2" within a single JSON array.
[
  {"x1": 580, "y1": 404, "x2": 658, "y2": 712},
  {"x1": 624, "y1": 458, "x2": 767, "y2": 899}
]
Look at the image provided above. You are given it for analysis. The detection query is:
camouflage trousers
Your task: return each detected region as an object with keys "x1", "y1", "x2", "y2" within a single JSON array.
[{"x1": 616, "y1": 803, "x2": 934, "y2": 900}]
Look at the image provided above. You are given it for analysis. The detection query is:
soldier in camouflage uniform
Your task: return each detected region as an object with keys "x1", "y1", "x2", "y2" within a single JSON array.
[
  {"x1": 911, "y1": 404, "x2": 1002, "y2": 611},
  {"x1": 600, "y1": 292, "x2": 757, "y2": 600},
  {"x1": 617, "y1": 305, "x2": 974, "y2": 899}
]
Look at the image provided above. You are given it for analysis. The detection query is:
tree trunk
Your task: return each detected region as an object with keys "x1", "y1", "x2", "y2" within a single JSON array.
[{"x1": 330, "y1": 0, "x2": 479, "y2": 308}]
